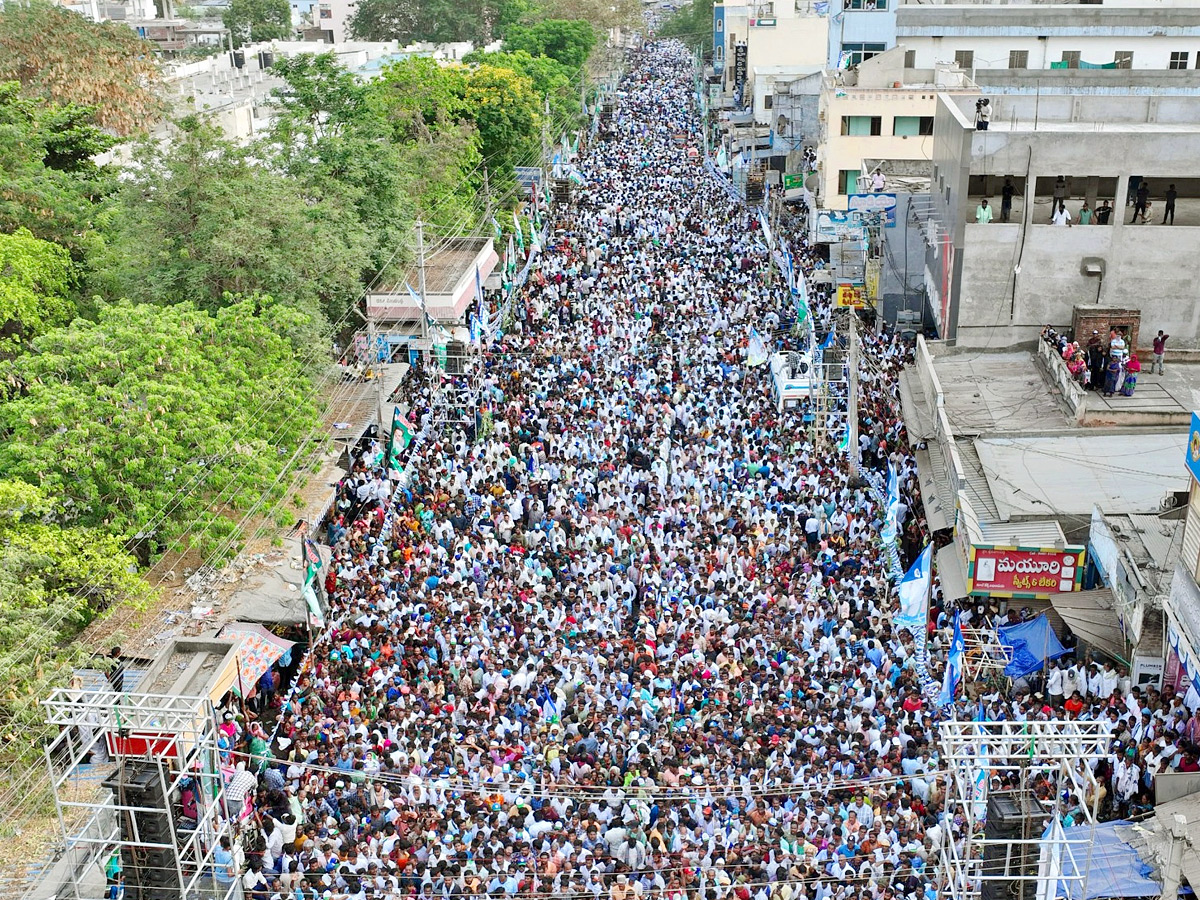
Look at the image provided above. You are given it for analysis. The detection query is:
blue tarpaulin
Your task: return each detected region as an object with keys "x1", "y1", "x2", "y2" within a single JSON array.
[
  {"x1": 997, "y1": 614, "x2": 1069, "y2": 678},
  {"x1": 1059, "y1": 820, "x2": 1159, "y2": 899}
]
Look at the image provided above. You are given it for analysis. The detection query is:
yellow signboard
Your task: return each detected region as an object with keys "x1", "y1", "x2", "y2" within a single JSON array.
[
  {"x1": 836, "y1": 283, "x2": 866, "y2": 308},
  {"x1": 865, "y1": 259, "x2": 881, "y2": 300}
]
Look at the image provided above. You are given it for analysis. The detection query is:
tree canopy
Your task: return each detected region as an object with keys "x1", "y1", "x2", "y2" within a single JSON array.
[
  {"x1": 0, "y1": 228, "x2": 74, "y2": 357},
  {"x1": 0, "y1": 299, "x2": 320, "y2": 551},
  {"x1": 223, "y1": 0, "x2": 294, "y2": 48},
  {"x1": 95, "y1": 116, "x2": 370, "y2": 330},
  {"x1": 503, "y1": 19, "x2": 597, "y2": 70},
  {"x1": 0, "y1": 480, "x2": 150, "y2": 736},
  {"x1": 0, "y1": 0, "x2": 163, "y2": 135},
  {"x1": 0, "y1": 83, "x2": 115, "y2": 260}
]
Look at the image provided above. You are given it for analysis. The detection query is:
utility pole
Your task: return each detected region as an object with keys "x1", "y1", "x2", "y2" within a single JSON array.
[
  {"x1": 415, "y1": 218, "x2": 429, "y2": 343},
  {"x1": 847, "y1": 311, "x2": 860, "y2": 477}
]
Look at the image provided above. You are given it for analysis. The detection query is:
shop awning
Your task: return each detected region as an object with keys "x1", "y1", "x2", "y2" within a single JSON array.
[
  {"x1": 936, "y1": 544, "x2": 970, "y2": 601},
  {"x1": 1049, "y1": 587, "x2": 1129, "y2": 663},
  {"x1": 915, "y1": 445, "x2": 953, "y2": 532}
]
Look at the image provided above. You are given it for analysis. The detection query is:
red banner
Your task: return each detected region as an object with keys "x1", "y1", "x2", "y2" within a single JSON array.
[{"x1": 967, "y1": 547, "x2": 1085, "y2": 598}]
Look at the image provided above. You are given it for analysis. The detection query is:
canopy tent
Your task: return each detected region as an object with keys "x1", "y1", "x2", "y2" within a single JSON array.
[
  {"x1": 218, "y1": 622, "x2": 295, "y2": 698},
  {"x1": 1049, "y1": 587, "x2": 1129, "y2": 665}
]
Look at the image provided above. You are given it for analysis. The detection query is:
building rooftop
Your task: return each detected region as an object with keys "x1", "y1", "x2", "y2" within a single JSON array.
[{"x1": 896, "y1": 4, "x2": 1200, "y2": 32}]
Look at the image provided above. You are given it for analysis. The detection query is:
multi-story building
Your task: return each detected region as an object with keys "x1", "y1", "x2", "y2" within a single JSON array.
[
  {"x1": 925, "y1": 75, "x2": 1200, "y2": 347},
  {"x1": 896, "y1": 1, "x2": 1200, "y2": 74},
  {"x1": 816, "y1": 47, "x2": 977, "y2": 207}
]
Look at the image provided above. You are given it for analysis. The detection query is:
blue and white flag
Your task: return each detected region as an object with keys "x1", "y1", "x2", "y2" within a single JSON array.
[
  {"x1": 880, "y1": 462, "x2": 901, "y2": 545},
  {"x1": 895, "y1": 544, "x2": 931, "y2": 635},
  {"x1": 747, "y1": 327, "x2": 769, "y2": 367},
  {"x1": 938, "y1": 610, "x2": 965, "y2": 707},
  {"x1": 474, "y1": 266, "x2": 486, "y2": 345}
]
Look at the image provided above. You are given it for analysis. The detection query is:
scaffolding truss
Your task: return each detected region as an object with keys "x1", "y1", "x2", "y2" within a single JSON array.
[
  {"x1": 961, "y1": 624, "x2": 1014, "y2": 681},
  {"x1": 938, "y1": 719, "x2": 1107, "y2": 900},
  {"x1": 41, "y1": 688, "x2": 237, "y2": 900}
]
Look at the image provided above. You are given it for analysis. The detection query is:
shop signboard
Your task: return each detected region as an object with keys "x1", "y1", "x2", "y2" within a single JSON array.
[
  {"x1": 966, "y1": 545, "x2": 1086, "y2": 599},
  {"x1": 713, "y1": 4, "x2": 725, "y2": 73},
  {"x1": 734, "y1": 44, "x2": 748, "y2": 95},
  {"x1": 836, "y1": 283, "x2": 866, "y2": 308}
]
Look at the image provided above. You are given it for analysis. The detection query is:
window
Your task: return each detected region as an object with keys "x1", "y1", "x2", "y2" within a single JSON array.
[
  {"x1": 1114, "y1": 51, "x2": 1133, "y2": 69},
  {"x1": 838, "y1": 170, "x2": 860, "y2": 195},
  {"x1": 840, "y1": 42, "x2": 886, "y2": 66},
  {"x1": 904, "y1": 50, "x2": 916, "y2": 68},
  {"x1": 764, "y1": 94, "x2": 773, "y2": 110},
  {"x1": 841, "y1": 116, "x2": 882, "y2": 136},
  {"x1": 1061, "y1": 51, "x2": 1080, "y2": 69},
  {"x1": 1170, "y1": 51, "x2": 1190, "y2": 69},
  {"x1": 318, "y1": 5, "x2": 331, "y2": 16},
  {"x1": 954, "y1": 50, "x2": 974, "y2": 69},
  {"x1": 843, "y1": 0, "x2": 887, "y2": 8},
  {"x1": 1008, "y1": 50, "x2": 1028, "y2": 69},
  {"x1": 893, "y1": 116, "x2": 933, "y2": 136}
]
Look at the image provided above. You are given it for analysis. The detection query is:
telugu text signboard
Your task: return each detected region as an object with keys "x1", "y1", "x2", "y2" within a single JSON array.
[
  {"x1": 836, "y1": 283, "x2": 866, "y2": 309},
  {"x1": 967, "y1": 545, "x2": 1086, "y2": 599}
]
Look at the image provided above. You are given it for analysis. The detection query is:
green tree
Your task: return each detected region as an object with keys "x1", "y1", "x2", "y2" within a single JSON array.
[
  {"x1": 0, "y1": 82, "x2": 116, "y2": 260},
  {"x1": 266, "y1": 54, "x2": 413, "y2": 270},
  {"x1": 0, "y1": 0, "x2": 163, "y2": 136},
  {"x1": 657, "y1": 0, "x2": 716, "y2": 50},
  {"x1": 96, "y1": 116, "x2": 370, "y2": 330},
  {"x1": 0, "y1": 299, "x2": 320, "y2": 550},
  {"x1": 462, "y1": 64, "x2": 541, "y2": 182},
  {"x1": 0, "y1": 228, "x2": 74, "y2": 357},
  {"x1": 503, "y1": 19, "x2": 596, "y2": 70},
  {"x1": 370, "y1": 57, "x2": 470, "y2": 143},
  {"x1": 223, "y1": 0, "x2": 293, "y2": 47},
  {"x1": 348, "y1": 0, "x2": 482, "y2": 43},
  {"x1": 0, "y1": 480, "x2": 152, "y2": 735},
  {"x1": 464, "y1": 49, "x2": 582, "y2": 131}
]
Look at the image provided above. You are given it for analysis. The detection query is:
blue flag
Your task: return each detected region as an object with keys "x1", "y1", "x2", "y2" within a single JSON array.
[
  {"x1": 895, "y1": 545, "x2": 931, "y2": 634},
  {"x1": 939, "y1": 611, "x2": 965, "y2": 707}
]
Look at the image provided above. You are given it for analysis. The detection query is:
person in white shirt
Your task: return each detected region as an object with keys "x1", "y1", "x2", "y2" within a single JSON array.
[
  {"x1": 1046, "y1": 660, "x2": 1065, "y2": 706},
  {"x1": 1051, "y1": 201, "x2": 1073, "y2": 226}
]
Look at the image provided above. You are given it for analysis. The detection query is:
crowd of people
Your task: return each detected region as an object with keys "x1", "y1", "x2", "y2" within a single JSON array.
[
  {"x1": 214, "y1": 36, "x2": 1196, "y2": 900},
  {"x1": 1041, "y1": 324, "x2": 1141, "y2": 397}
]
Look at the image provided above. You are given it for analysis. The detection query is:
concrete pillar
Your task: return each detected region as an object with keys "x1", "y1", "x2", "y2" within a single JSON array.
[
  {"x1": 1114, "y1": 172, "x2": 1133, "y2": 231},
  {"x1": 1085, "y1": 175, "x2": 1099, "y2": 211},
  {"x1": 1025, "y1": 171, "x2": 1038, "y2": 225}
]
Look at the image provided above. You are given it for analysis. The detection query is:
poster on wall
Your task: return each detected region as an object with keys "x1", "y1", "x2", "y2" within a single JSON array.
[{"x1": 815, "y1": 209, "x2": 865, "y2": 243}]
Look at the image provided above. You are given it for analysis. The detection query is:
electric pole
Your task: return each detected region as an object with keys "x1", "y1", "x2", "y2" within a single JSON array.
[
  {"x1": 415, "y1": 218, "x2": 429, "y2": 343},
  {"x1": 847, "y1": 311, "x2": 860, "y2": 477}
]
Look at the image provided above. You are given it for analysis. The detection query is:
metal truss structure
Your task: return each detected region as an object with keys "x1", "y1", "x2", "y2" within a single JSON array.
[
  {"x1": 938, "y1": 719, "x2": 1108, "y2": 900},
  {"x1": 41, "y1": 688, "x2": 237, "y2": 900},
  {"x1": 961, "y1": 624, "x2": 1014, "y2": 680}
]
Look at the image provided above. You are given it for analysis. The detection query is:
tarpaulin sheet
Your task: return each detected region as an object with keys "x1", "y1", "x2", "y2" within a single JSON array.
[
  {"x1": 997, "y1": 614, "x2": 1068, "y2": 678},
  {"x1": 1059, "y1": 820, "x2": 1158, "y2": 899}
]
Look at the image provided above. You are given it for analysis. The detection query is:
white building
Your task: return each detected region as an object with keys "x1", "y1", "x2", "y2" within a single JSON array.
[
  {"x1": 817, "y1": 47, "x2": 977, "y2": 208},
  {"x1": 896, "y1": 2, "x2": 1200, "y2": 73}
]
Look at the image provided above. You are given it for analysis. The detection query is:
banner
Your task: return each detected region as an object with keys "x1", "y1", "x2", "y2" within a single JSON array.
[
  {"x1": 967, "y1": 546, "x2": 1085, "y2": 598},
  {"x1": 836, "y1": 283, "x2": 866, "y2": 308},
  {"x1": 747, "y1": 327, "x2": 769, "y2": 367},
  {"x1": 847, "y1": 192, "x2": 898, "y2": 227}
]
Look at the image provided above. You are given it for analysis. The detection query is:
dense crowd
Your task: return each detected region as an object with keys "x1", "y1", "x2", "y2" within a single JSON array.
[{"x1": 217, "y1": 37, "x2": 1194, "y2": 900}]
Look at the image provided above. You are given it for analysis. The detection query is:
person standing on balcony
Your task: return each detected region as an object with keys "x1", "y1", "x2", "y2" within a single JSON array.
[{"x1": 975, "y1": 198, "x2": 993, "y2": 224}]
